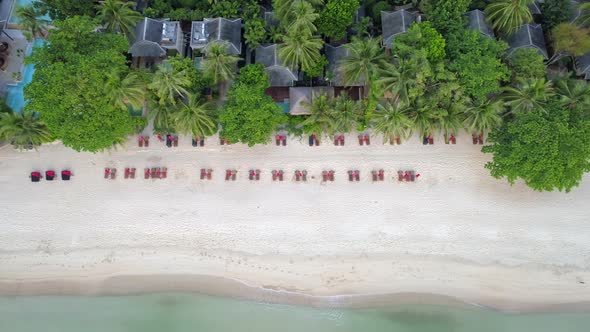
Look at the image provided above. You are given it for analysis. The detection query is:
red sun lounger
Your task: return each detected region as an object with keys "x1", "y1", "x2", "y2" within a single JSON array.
[
  {"x1": 130, "y1": 168, "x2": 136, "y2": 179},
  {"x1": 256, "y1": 169, "x2": 260, "y2": 180},
  {"x1": 329, "y1": 170, "x2": 335, "y2": 181},
  {"x1": 232, "y1": 170, "x2": 237, "y2": 181},
  {"x1": 225, "y1": 169, "x2": 232, "y2": 181},
  {"x1": 472, "y1": 134, "x2": 478, "y2": 145},
  {"x1": 156, "y1": 168, "x2": 161, "y2": 179},
  {"x1": 124, "y1": 168, "x2": 130, "y2": 179},
  {"x1": 61, "y1": 170, "x2": 72, "y2": 181},
  {"x1": 295, "y1": 170, "x2": 301, "y2": 181},
  {"x1": 173, "y1": 136, "x2": 179, "y2": 147},
  {"x1": 372, "y1": 170, "x2": 377, "y2": 182},
  {"x1": 378, "y1": 169, "x2": 384, "y2": 181},
  {"x1": 322, "y1": 171, "x2": 328, "y2": 182},
  {"x1": 355, "y1": 170, "x2": 360, "y2": 181},
  {"x1": 398, "y1": 170, "x2": 404, "y2": 182},
  {"x1": 364, "y1": 135, "x2": 370, "y2": 145},
  {"x1": 160, "y1": 167, "x2": 167, "y2": 179},
  {"x1": 334, "y1": 136, "x2": 339, "y2": 146},
  {"x1": 275, "y1": 135, "x2": 280, "y2": 146},
  {"x1": 428, "y1": 136, "x2": 434, "y2": 145},
  {"x1": 272, "y1": 170, "x2": 277, "y2": 181},
  {"x1": 302, "y1": 170, "x2": 307, "y2": 181},
  {"x1": 45, "y1": 170, "x2": 55, "y2": 181},
  {"x1": 30, "y1": 171, "x2": 42, "y2": 182},
  {"x1": 104, "y1": 168, "x2": 110, "y2": 179},
  {"x1": 249, "y1": 169, "x2": 255, "y2": 180},
  {"x1": 410, "y1": 171, "x2": 416, "y2": 182},
  {"x1": 151, "y1": 168, "x2": 157, "y2": 178},
  {"x1": 201, "y1": 168, "x2": 206, "y2": 180},
  {"x1": 144, "y1": 168, "x2": 150, "y2": 179},
  {"x1": 348, "y1": 170, "x2": 354, "y2": 182},
  {"x1": 278, "y1": 170, "x2": 284, "y2": 181},
  {"x1": 339, "y1": 136, "x2": 345, "y2": 146},
  {"x1": 478, "y1": 134, "x2": 484, "y2": 145},
  {"x1": 450, "y1": 134, "x2": 456, "y2": 144},
  {"x1": 144, "y1": 136, "x2": 149, "y2": 147},
  {"x1": 110, "y1": 168, "x2": 117, "y2": 180},
  {"x1": 207, "y1": 169, "x2": 212, "y2": 180},
  {"x1": 138, "y1": 136, "x2": 144, "y2": 147},
  {"x1": 358, "y1": 135, "x2": 363, "y2": 146}
]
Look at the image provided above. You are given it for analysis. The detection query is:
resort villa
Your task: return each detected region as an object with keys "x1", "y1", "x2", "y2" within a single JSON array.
[
  {"x1": 190, "y1": 17, "x2": 242, "y2": 56},
  {"x1": 505, "y1": 23, "x2": 549, "y2": 59},
  {"x1": 128, "y1": 18, "x2": 184, "y2": 68},
  {"x1": 466, "y1": 9, "x2": 495, "y2": 38},
  {"x1": 380, "y1": 9, "x2": 418, "y2": 49}
]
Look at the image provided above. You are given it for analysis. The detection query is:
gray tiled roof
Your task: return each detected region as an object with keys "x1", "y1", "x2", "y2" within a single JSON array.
[
  {"x1": 129, "y1": 18, "x2": 183, "y2": 57},
  {"x1": 255, "y1": 44, "x2": 297, "y2": 87},
  {"x1": 466, "y1": 10, "x2": 494, "y2": 38},
  {"x1": 381, "y1": 10, "x2": 417, "y2": 48},
  {"x1": 190, "y1": 18, "x2": 242, "y2": 55},
  {"x1": 505, "y1": 24, "x2": 548, "y2": 59},
  {"x1": 570, "y1": 0, "x2": 590, "y2": 24},
  {"x1": 325, "y1": 44, "x2": 362, "y2": 86},
  {"x1": 576, "y1": 52, "x2": 590, "y2": 79},
  {"x1": 529, "y1": 1, "x2": 542, "y2": 14}
]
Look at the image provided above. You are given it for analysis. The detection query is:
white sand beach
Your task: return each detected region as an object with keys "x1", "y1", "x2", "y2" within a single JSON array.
[{"x1": 0, "y1": 133, "x2": 589, "y2": 312}]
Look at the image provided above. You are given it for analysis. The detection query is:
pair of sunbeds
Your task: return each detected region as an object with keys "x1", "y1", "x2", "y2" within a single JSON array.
[
  {"x1": 275, "y1": 135, "x2": 287, "y2": 146},
  {"x1": 322, "y1": 170, "x2": 335, "y2": 182},
  {"x1": 124, "y1": 168, "x2": 136, "y2": 179},
  {"x1": 348, "y1": 170, "x2": 360, "y2": 182},
  {"x1": 308, "y1": 134, "x2": 320, "y2": 146},
  {"x1": 271, "y1": 170, "x2": 284, "y2": 181},
  {"x1": 192, "y1": 137, "x2": 205, "y2": 147},
  {"x1": 166, "y1": 135, "x2": 179, "y2": 148},
  {"x1": 249, "y1": 169, "x2": 261, "y2": 180},
  {"x1": 294, "y1": 170, "x2": 307, "y2": 181},
  {"x1": 225, "y1": 169, "x2": 237, "y2": 181},
  {"x1": 200, "y1": 168, "x2": 213, "y2": 180},
  {"x1": 358, "y1": 135, "x2": 370, "y2": 145},
  {"x1": 371, "y1": 169, "x2": 385, "y2": 182},
  {"x1": 333, "y1": 135, "x2": 345, "y2": 146},
  {"x1": 138, "y1": 136, "x2": 150, "y2": 147},
  {"x1": 472, "y1": 134, "x2": 484, "y2": 145},
  {"x1": 422, "y1": 135, "x2": 434, "y2": 145}
]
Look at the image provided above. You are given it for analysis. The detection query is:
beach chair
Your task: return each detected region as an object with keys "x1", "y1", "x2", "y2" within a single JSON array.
[
  {"x1": 322, "y1": 171, "x2": 328, "y2": 182},
  {"x1": 144, "y1": 168, "x2": 150, "y2": 179},
  {"x1": 166, "y1": 135, "x2": 173, "y2": 147},
  {"x1": 308, "y1": 135, "x2": 314, "y2": 146},
  {"x1": 144, "y1": 136, "x2": 149, "y2": 147},
  {"x1": 124, "y1": 168, "x2": 130, "y2": 179},
  {"x1": 45, "y1": 170, "x2": 55, "y2": 181},
  {"x1": 422, "y1": 136, "x2": 428, "y2": 145},
  {"x1": 302, "y1": 170, "x2": 307, "y2": 182},
  {"x1": 110, "y1": 168, "x2": 117, "y2": 180},
  {"x1": 173, "y1": 136, "x2": 179, "y2": 147},
  {"x1": 364, "y1": 135, "x2": 370, "y2": 145},
  {"x1": 315, "y1": 135, "x2": 319, "y2": 146},
  {"x1": 329, "y1": 170, "x2": 335, "y2": 181},
  {"x1": 472, "y1": 134, "x2": 478, "y2": 145},
  {"x1": 275, "y1": 135, "x2": 280, "y2": 146},
  {"x1": 404, "y1": 171, "x2": 410, "y2": 182},
  {"x1": 151, "y1": 168, "x2": 157, "y2": 178},
  {"x1": 201, "y1": 168, "x2": 207, "y2": 180},
  {"x1": 138, "y1": 136, "x2": 144, "y2": 147},
  {"x1": 192, "y1": 138, "x2": 198, "y2": 147},
  {"x1": 278, "y1": 170, "x2": 283, "y2": 181},
  {"x1": 355, "y1": 170, "x2": 360, "y2": 181},
  {"x1": 378, "y1": 169, "x2": 384, "y2": 181},
  {"x1": 410, "y1": 171, "x2": 416, "y2": 182},
  {"x1": 372, "y1": 170, "x2": 377, "y2": 182},
  {"x1": 295, "y1": 170, "x2": 301, "y2": 181},
  {"x1": 130, "y1": 168, "x2": 136, "y2": 179},
  {"x1": 30, "y1": 171, "x2": 42, "y2": 182},
  {"x1": 428, "y1": 135, "x2": 434, "y2": 145},
  {"x1": 348, "y1": 170, "x2": 354, "y2": 182},
  {"x1": 398, "y1": 170, "x2": 404, "y2": 182},
  {"x1": 232, "y1": 170, "x2": 237, "y2": 181},
  {"x1": 104, "y1": 168, "x2": 110, "y2": 179},
  {"x1": 339, "y1": 136, "x2": 345, "y2": 146},
  {"x1": 334, "y1": 135, "x2": 339, "y2": 146},
  {"x1": 207, "y1": 169, "x2": 212, "y2": 180},
  {"x1": 478, "y1": 134, "x2": 484, "y2": 145},
  {"x1": 450, "y1": 134, "x2": 456, "y2": 144},
  {"x1": 220, "y1": 137, "x2": 226, "y2": 145},
  {"x1": 61, "y1": 170, "x2": 71, "y2": 181},
  {"x1": 225, "y1": 169, "x2": 231, "y2": 181},
  {"x1": 282, "y1": 136, "x2": 286, "y2": 146},
  {"x1": 256, "y1": 169, "x2": 260, "y2": 181},
  {"x1": 249, "y1": 169, "x2": 255, "y2": 181},
  {"x1": 272, "y1": 170, "x2": 277, "y2": 181},
  {"x1": 358, "y1": 135, "x2": 364, "y2": 146},
  {"x1": 200, "y1": 137, "x2": 205, "y2": 147},
  {"x1": 395, "y1": 137, "x2": 401, "y2": 145}
]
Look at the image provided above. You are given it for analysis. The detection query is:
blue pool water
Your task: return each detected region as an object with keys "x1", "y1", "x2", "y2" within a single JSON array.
[
  {"x1": 5, "y1": 39, "x2": 43, "y2": 113},
  {"x1": 9, "y1": 0, "x2": 51, "y2": 24},
  {"x1": 277, "y1": 99, "x2": 290, "y2": 113}
]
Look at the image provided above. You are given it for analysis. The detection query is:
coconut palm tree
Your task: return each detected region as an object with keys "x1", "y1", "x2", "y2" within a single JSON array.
[
  {"x1": 285, "y1": 0, "x2": 319, "y2": 34},
  {"x1": 576, "y1": 2, "x2": 590, "y2": 26},
  {"x1": 148, "y1": 63, "x2": 190, "y2": 106},
  {"x1": 301, "y1": 92, "x2": 334, "y2": 136},
  {"x1": 485, "y1": 0, "x2": 534, "y2": 35},
  {"x1": 14, "y1": 4, "x2": 50, "y2": 40},
  {"x1": 148, "y1": 102, "x2": 176, "y2": 133},
  {"x1": 201, "y1": 41, "x2": 241, "y2": 88},
  {"x1": 97, "y1": 0, "x2": 143, "y2": 39},
  {"x1": 379, "y1": 56, "x2": 427, "y2": 105},
  {"x1": 104, "y1": 71, "x2": 145, "y2": 111},
  {"x1": 438, "y1": 103, "x2": 466, "y2": 143},
  {"x1": 464, "y1": 98, "x2": 505, "y2": 138},
  {"x1": 555, "y1": 78, "x2": 590, "y2": 110},
  {"x1": 173, "y1": 94, "x2": 217, "y2": 138},
  {"x1": 503, "y1": 78, "x2": 555, "y2": 114},
  {"x1": 371, "y1": 101, "x2": 413, "y2": 144},
  {"x1": 338, "y1": 37, "x2": 387, "y2": 98},
  {"x1": 411, "y1": 100, "x2": 439, "y2": 140},
  {"x1": 273, "y1": 0, "x2": 324, "y2": 22},
  {"x1": 278, "y1": 31, "x2": 323, "y2": 73},
  {"x1": 0, "y1": 111, "x2": 52, "y2": 149},
  {"x1": 332, "y1": 95, "x2": 362, "y2": 133}
]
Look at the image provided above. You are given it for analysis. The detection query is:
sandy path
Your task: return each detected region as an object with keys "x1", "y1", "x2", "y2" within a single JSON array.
[{"x1": 0, "y1": 133, "x2": 589, "y2": 311}]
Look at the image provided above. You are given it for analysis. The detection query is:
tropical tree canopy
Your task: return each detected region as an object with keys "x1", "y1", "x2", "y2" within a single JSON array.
[
  {"x1": 485, "y1": 0, "x2": 534, "y2": 35},
  {"x1": 338, "y1": 37, "x2": 386, "y2": 95},
  {"x1": 25, "y1": 16, "x2": 142, "y2": 152},
  {"x1": 173, "y1": 94, "x2": 217, "y2": 138},
  {"x1": 148, "y1": 63, "x2": 191, "y2": 106},
  {"x1": 506, "y1": 49, "x2": 546, "y2": 83},
  {"x1": 483, "y1": 100, "x2": 590, "y2": 192},
  {"x1": 464, "y1": 98, "x2": 505, "y2": 136},
  {"x1": 15, "y1": 4, "x2": 50, "y2": 40},
  {"x1": 371, "y1": 101, "x2": 414, "y2": 144},
  {"x1": 278, "y1": 31, "x2": 323, "y2": 73},
  {"x1": 317, "y1": 0, "x2": 360, "y2": 40},
  {"x1": 0, "y1": 111, "x2": 52, "y2": 149},
  {"x1": 503, "y1": 78, "x2": 555, "y2": 114},
  {"x1": 201, "y1": 41, "x2": 241, "y2": 85},
  {"x1": 97, "y1": 0, "x2": 143, "y2": 39},
  {"x1": 301, "y1": 92, "x2": 335, "y2": 136}
]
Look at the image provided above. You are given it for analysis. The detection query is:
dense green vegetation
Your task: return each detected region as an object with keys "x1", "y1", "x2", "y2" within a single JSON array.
[{"x1": 2, "y1": 0, "x2": 588, "y2": 191}]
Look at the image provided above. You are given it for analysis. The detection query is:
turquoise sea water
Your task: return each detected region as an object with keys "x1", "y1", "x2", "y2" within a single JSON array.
[{"x1": 0, "y1": 293, "x2": 589, "y2": 332}]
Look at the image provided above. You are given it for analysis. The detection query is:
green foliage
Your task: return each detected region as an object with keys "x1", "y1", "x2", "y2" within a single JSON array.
[
  {"x1": 339, "y1": 37, "x2": 387, "y2": 94},
  {"x1": 394, "y1": 22, "x2": 446, "y2": 64},
  {"x1": 371, "y1": 1, "x2": 390, "y2": 25},
  {"x1": 304, "y1": 55, "x2": 328, "y2": 78},
  {"x1": 317, "y1": 0, "x2": 360, "y2": 40},
  {"x1": 331, "y1": 94, "x2": 363, "y2": 132},
  {"x1": 507, "y1": 49, "x2": 546, "y2": 83},
  {"x1": 279, "y1": 31, "x2": 323, "y2": 73},
  {"x1": 284, "y1": 0, "x2": 319, "y2": 34},
  {"x1": 485, "y1": 0, "x2": 534, "y2": 35},
  {"x1": 25, "y1": 16, "x2": 142, "y2": 152},
  {"x1": 540, "y1": 0, "x2": 572, "y2": 30},
  {"x1": 420, "y1": 0, "x2": 471, "y2": 35},
  {"x1": 201, "y1": 42, "x2": 241, "y2": 85},
  {"x1": 551, "y1": 23, "x2": 590, "y2": 58},
  {"x1": 209, "y1": 0, "x2": 240, "y2": 18},
  {"x1": 15, "y1": 4, "x2": 50, "y2": 40},
  {"x1": 446, "y1": 29, "x2": 509, "y2": 101},
  {"x1": 148, "y1": 63, "x2": 191, "y2": 106},
  {"x1": 35, "y1": 0, "x2": 96, "y2": 20},
  {"x1": 244, "y1": 19, "x2": 267, "y2": 50},
  {"x1": 219, "y1": 65, "x2": 287, "y2": 146},
  {"x1": 502, "y1": 78, "x2": 555, "y2": 114},
  {"x1": 0, "y1": 98, "x2": 11, "y2": 113},
  {"x1": 167, "y1": 54, "x2": 210, "y2": 94},
  {"x1": 0, "y1": 111, "x2": 52, "y2": 149},
  {"x1": 97, "y1": 0, "x2": 143, "y2": 40},
  {"x1": 173, "y1": 94, "x2": 218, "y2": 137},
  {"x1": 483, "y1": 101, "x2": 590, "y2": 192},
  {"x1": 371, "y1": 101, "x2": 413, "y2": 144}
]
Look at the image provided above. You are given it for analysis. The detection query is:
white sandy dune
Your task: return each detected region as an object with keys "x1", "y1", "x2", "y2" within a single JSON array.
[{"x1": 0, "y1": 133, "x2": 589, "y2": 311}]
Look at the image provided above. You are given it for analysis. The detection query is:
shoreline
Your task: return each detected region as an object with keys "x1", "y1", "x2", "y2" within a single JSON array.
[{"x1": 2, "y1": 271, "x2": 590, "y2": 314}]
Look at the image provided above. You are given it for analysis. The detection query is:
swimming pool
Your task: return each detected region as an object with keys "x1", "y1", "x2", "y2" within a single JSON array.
[
  {"x1": 5, "y1": 39, "x2": 43, "y2": 113},
  {"x1": 8, "y1": 0, "x2": 51, "y2": 24}
]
